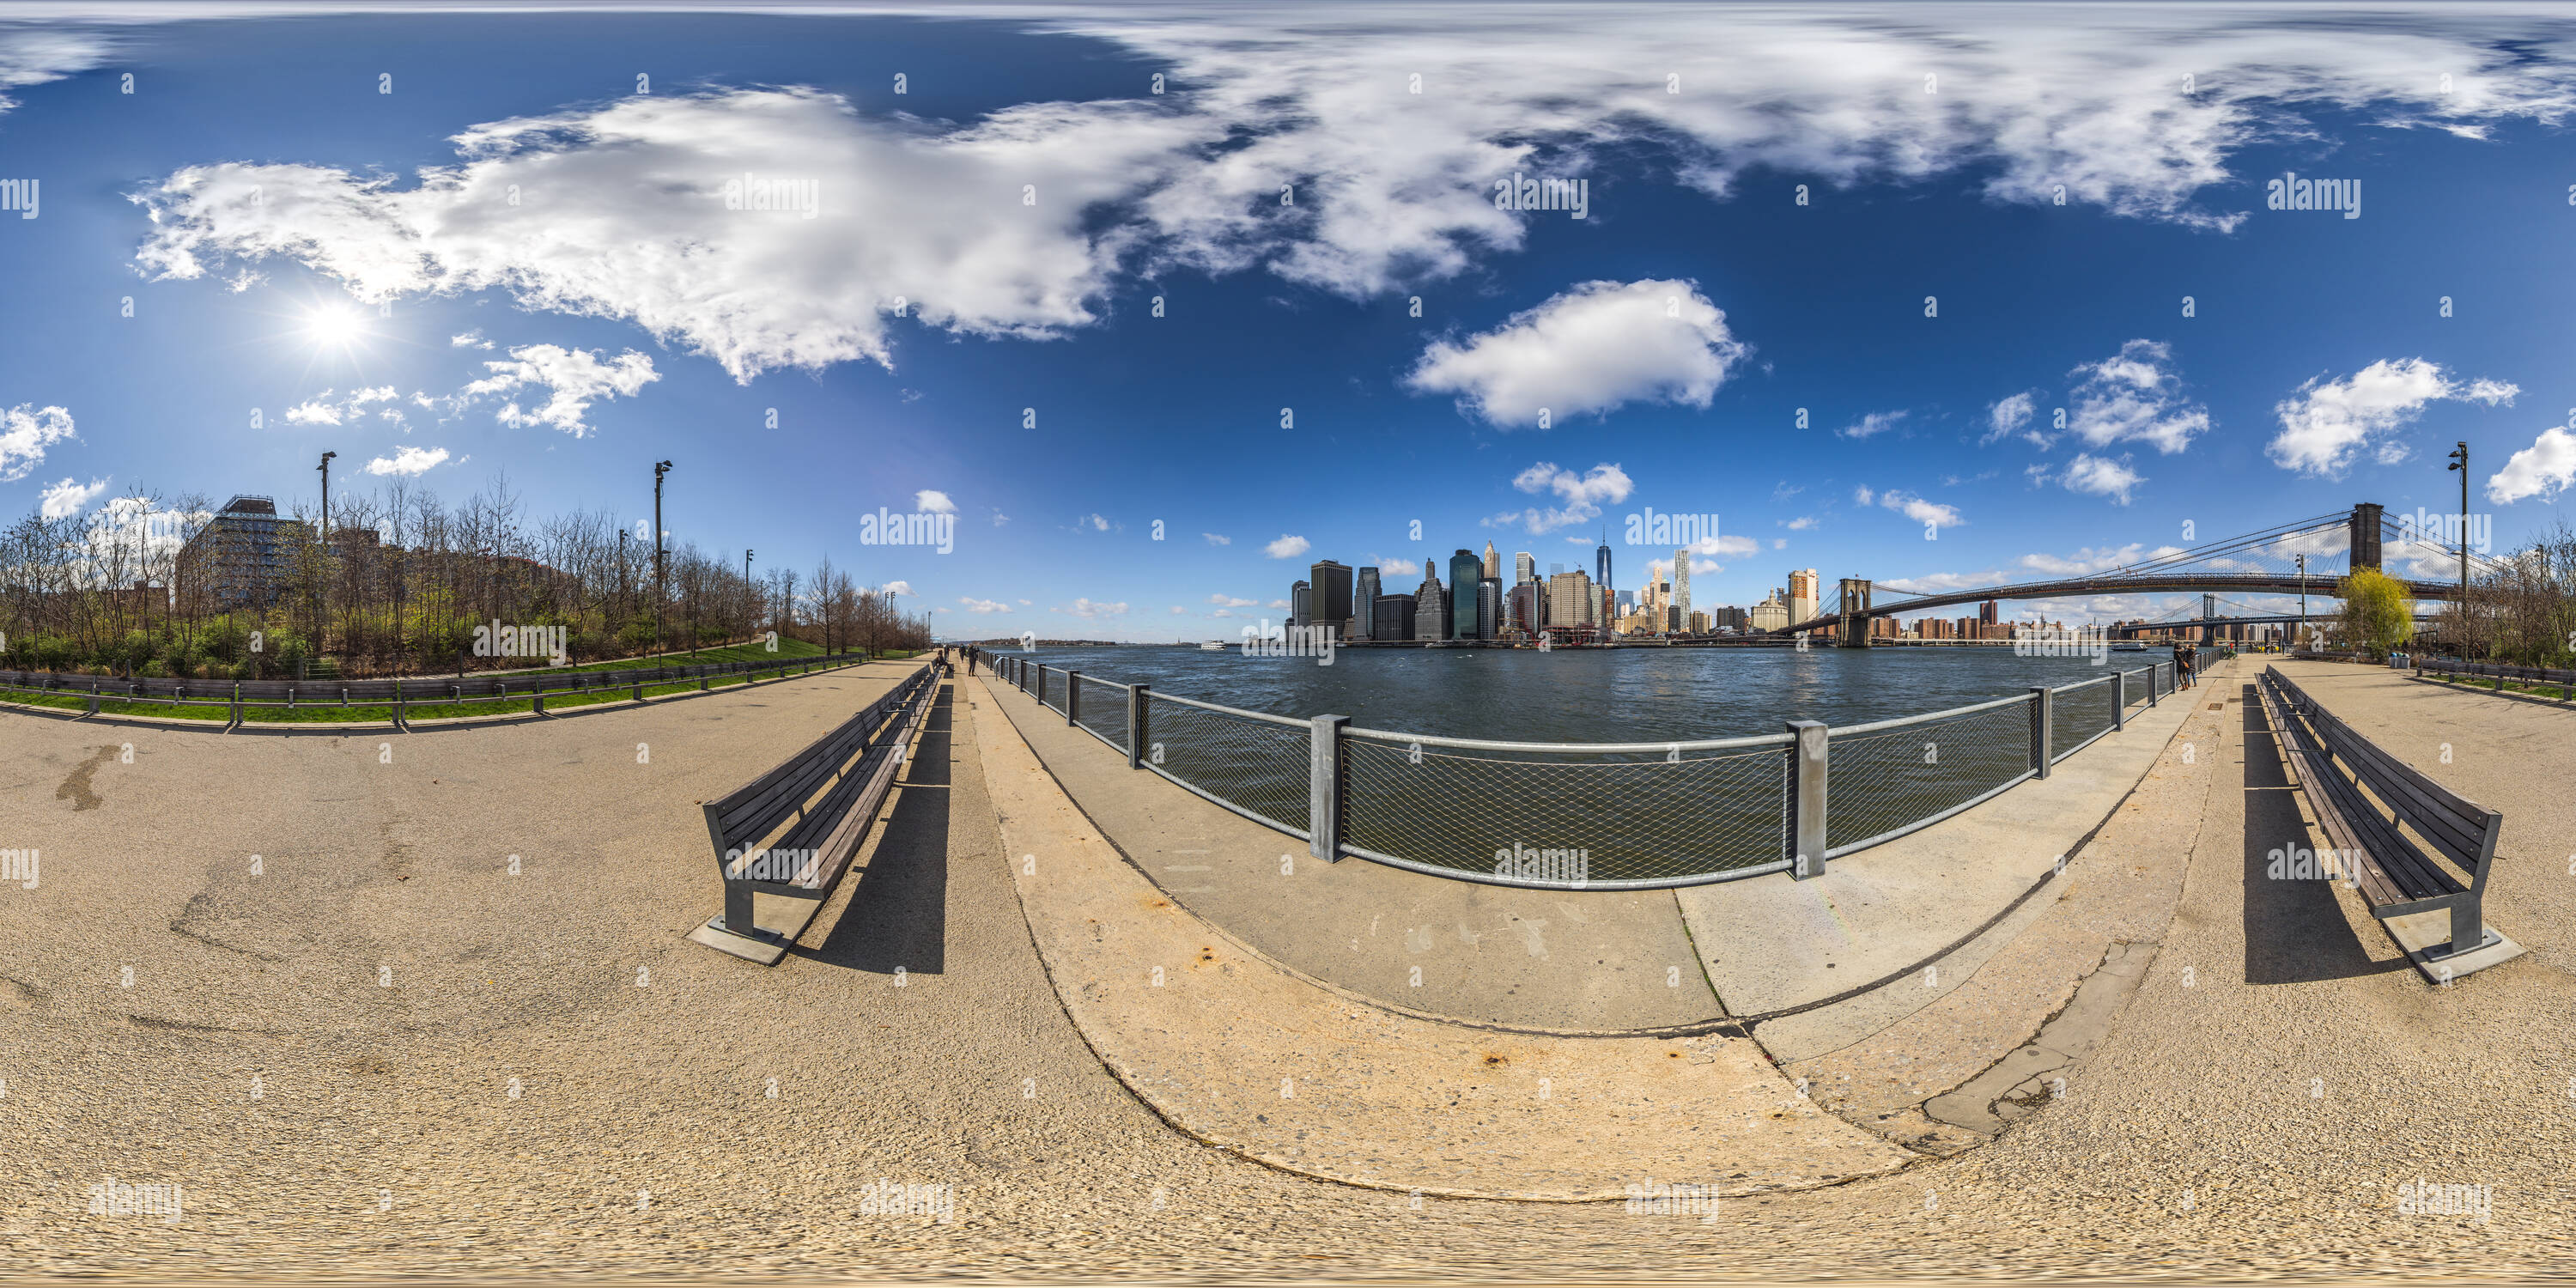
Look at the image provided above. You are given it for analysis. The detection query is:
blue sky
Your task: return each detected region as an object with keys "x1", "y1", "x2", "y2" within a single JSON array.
[{"x1": 3, "y1": 3, "x2": 2575, "y2": 640}]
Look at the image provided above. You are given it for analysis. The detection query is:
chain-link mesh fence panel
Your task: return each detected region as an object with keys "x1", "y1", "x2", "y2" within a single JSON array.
[
  {"x1": 1140, "y1": 694, "x2": 1312, "y2": 836},
  {"x1": 1036, "y1": 666, "x2": 1071, "y2": 716},
  {"x1": 2123, "y1": 667, "x2": 2153, "y2": 710},
  {"x1": 1825, "y1": 697, "x2": 2033, "y2": 854},
  {"x1": 1341, "y1": 733, "x2": 1791, "y2": 886},
  {"x1": 1072, "y1": 674, "x2": 1129, "y2": 753},
  {"x1": 2051, "y1": 677, "x2": 2116, "y2": 762}
]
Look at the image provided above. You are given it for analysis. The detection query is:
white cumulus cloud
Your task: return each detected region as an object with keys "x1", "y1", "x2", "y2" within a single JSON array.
[
  {"x1": 959, "y1": 597, "x2": 1009, "y2": 614},
  {"x1": 363, "y1": 445, "x2": 450, "y2": 477},
  {"x1": 0, "y1": 404, "x2": 76, "y2": 482},
  {"x1": 913, "y1": 489, "x2": 956, "y2": 513},
  {"x1": 1263, "y1": 534, "x2": 1311, "y2": 559},
  {"x1": 1485, "y1": 460, "x2": 1633, "y2": 534},
  {"x1": 1839, "y1": 410, "x2": 1910, "y2": 440},
  {"x1": 39, "y1": 475, "x2": 107, "y2": 519},
  {"x1": 2268, "y1": 358, "x2": 2517, "y2": 478},
  {"x1": 2067, "y1": 340, "x2": 2209, "y2": 456},
  {"x1": 2050, "y1": 452, "x2": 2146, "y2": 504},
  {"x1": 2488, "y1": 426, "x2": 2576, "y2": 504},
  {"x1": 460, "y1": 345, "x2": 657, "y2": 436},
  {"x1": 1407, "y1": 280, "x2": 1746, "y2": 428}
]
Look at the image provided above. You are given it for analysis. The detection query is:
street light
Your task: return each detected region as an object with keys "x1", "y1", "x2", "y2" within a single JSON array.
[
  {"x1": 2447, "y1": 440, "x2": 2470, "y2": 658},
  {"x1": 745, "y1": 548, "x2": 755, "y2": 645},
  {"x1": 317, "y1": 451, "x2": 336, "y2": 660},
  {"x1": 653, "y1": 460, "x2": 672, "y2": 651},
  {"x1": 2295, "y1": 553, "x2": 2306, "y2": 651}
]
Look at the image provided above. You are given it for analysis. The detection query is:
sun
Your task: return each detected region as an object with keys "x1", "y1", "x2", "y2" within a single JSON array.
[{"x1": 302, "y1": 301, "x2": 371, "y2": 348}]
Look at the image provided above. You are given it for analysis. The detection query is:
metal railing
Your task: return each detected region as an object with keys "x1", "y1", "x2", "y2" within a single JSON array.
[
  {"x1": 0, "y1": 650, "x2": 872, "y2": 727},
  {"x1": 2416, "y1": 655, "x2": 2576, "y2": 699},
  {"x1": 981, "y1": 652, "x2": 2175, "y2": 890}
]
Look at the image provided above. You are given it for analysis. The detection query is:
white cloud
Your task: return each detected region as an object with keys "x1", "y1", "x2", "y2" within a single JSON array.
[
  {"x1": 0, "y1": 404, "x2": 75, "y2": 483},
  {"x1": 1375, "y1": 556, "x2": 1421, "y2": 576},
  {"x1": 1691, "y1": 557, "x2": 1723, "y2": 574},
  {"x1": 1202, "y1": 532, "x2": 1230, "y2": 545},
  {"x1": 1771, "y1": 538, "x2": 1787, "y2": 550},
  {"x1": 1879, "y1": 569, "x2": 2011, "y2": 594},
  {"x1": 2488, "y1": 426, "x2": 2576, "y2": 504},
  {"x1": 461, "y1": 345, "x2": 657, "y2": 436},
  {"x1": 0, "y1": 30, "x2": 106, "y2": 116},
  {"x1": 1267, "y1": 598, "x2": 1291, "y2": 610},
  {"x1": 1062, "y1": 598, "x2": 1129, "y2": 620},
  {"x1": 125, "y1": 13, "x2": 2576, "y2": 388},
  {"x1": 1263, "y1": 533, "x2": 1311, "y2": 559},
  {"x1": 363, "y1": 445, "x2": 449, "y2": 477},
  {"x1": 39, "y1": 475, "x2": 107, "y2": 519},
  {"x1": 1839, "y1": 410, "x2": 1909, "y2": 440},
  {"x1": 1684, "y1": 534, "x2": 1760, "y2": 557},
  {"x1": 914, "y1": 489, "x2": 956, "y2": 514},
  {"x1": 1783, "y1": 516, "x2": 1817, "y2": 531},
  {"x1": 1864, "y1": 487, "x2": 1962, "y2": 528},
  {"x1": 281, "y1": 386, "x2": 402, "y2": 428},
  {"x1": 450, "y1": 329, "x2": 493, "y2": 349},
  {"x1": 136, "y1": 88, "x2": 1200, "y2": 380},
  {"x1": 1983, "y1": 391, "x2": 2045, "y2": 447},
  {"x1": 1408, "y1": 280, "x2": 1746, "y2": 428},
  {"x1": 1486, "y1": 460, "x2": 1634, "y2": 534},
  {"x1": 2067, "y1": 340, "x2": 2209, "y2": 455},
  {"x1": 2053, "y1": 452, "x2": 2146, "y2": 504},
  {"x1": 883, "y1": 580, "x2": 914, "y2": 596},
  {"x1": 1208, "y1": 593, "x2": 1257, "y2": 607},
  {"x1": 1170, "y1": 605, "x2": 1187, "y2": 615},
  {"x1": 959, "y1": 596, "x2": 1009, "y2": 614},
  {"x1": 2268, "y1": 358, "x2": 2517, "y2": 477}
]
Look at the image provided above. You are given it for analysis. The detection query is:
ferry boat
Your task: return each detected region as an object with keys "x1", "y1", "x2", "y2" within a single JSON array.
[{"x1": 1200, "y1": 640, "x2": 1227, "y2": 652}]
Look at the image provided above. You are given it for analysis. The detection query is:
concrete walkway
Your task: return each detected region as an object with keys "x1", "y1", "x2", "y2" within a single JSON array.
[
  {"x1": 6, "y1": 653, "x2": 2573, "y2": 1279},
  {"x1": 968, "y1": 676, "x2": 1912, "y2": 1200}
]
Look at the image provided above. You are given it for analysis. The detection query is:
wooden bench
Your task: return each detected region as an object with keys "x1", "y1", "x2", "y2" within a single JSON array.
[
  {"x1": 685, "y1": 659, "x2": 945, "y2": 963},
  {"x1": 2258, "y1": 665, "x2": 2504, "y2": 968}
]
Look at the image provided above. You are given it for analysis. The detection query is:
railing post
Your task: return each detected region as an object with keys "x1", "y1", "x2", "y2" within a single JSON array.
[
  {"x1": 1309, "y1": 714, "x2": 1348, "y2": 862},
  {"x1": 1127, "y1": 683, "x2": 1150, "y2": 769},
  {"x1": 2112, "y1": 670, "x2": 2126, "y2": 731},
  {"x1": 2029, "y1": 686, "x2": 2054, "y2": 779},
  {"x1": 1786, "y1": 720, "x2": 1827, "y2": 879},
  {"x1": 1066, "y1": 671, "x2": 1082, "y2": 726},
  {"x1": 634, "y1": 677, "x2": 645, "y2": 702}
]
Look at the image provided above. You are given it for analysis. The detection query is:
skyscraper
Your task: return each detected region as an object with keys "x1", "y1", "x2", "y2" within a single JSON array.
[
  {"x1": 1546, "y1": 569, "x2": 1595, "y2": 629},
  {"x1": 1372, "y1": 593, "x2": 1414, "y2": 641},
  {"x1": 1671, "y1": 549, "x2": 1692, "y2": 619},
  {"x1": 1309, "y1": 559, "x2": 1353, "y2": 635},
  {"x1": 1595, "y1": 530, "x2": 1613, "y2": 593},
  {"x1": 1449, "y1": 549, "x2": 1483, "y2": 640},
  {"x1": 1477, "y1": 576, "x2": 1500, "y2": 640},
  {"x1": 1355, "y1": 566, "x2": 1382, "y2": 638},
  {"x1": 1514, "y1": 550, "x2": 1535, "y2": 586},
  {"x1": 1483, "y1": 540, "x2": 1500, "y2": 582},
  {"x1": 1788, "y1": 568, "x2": 1820, "y2": 628},
  {"x1": 1415, "y1": 567, "x2": 1449, "y2": 641},
  {"x1": 1291, "y1": 579, "x2": 1310, "y2": 627}
]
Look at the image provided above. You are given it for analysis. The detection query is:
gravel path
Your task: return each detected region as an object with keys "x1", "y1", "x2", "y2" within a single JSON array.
[{"x1": 2, "y1": 659, "x2": 2569, "y2": 1280}]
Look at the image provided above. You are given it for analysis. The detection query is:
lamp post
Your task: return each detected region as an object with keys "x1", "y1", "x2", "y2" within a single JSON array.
[
  {"x1": 2446, "y1": 441, "x2": 2470, "y2": 658},
  {"x1": 2295, "y1": 553, "x2": 2306, "y2": 650},
  {"x1": 745, "y1": 548, "x2": 754, "y2": 642},
  {"x1": 317, "y1": 451, "x2": 336, "y2": 658},
  {"x1": 653, "y1": 460, "x2": 672, "y2": 651}
]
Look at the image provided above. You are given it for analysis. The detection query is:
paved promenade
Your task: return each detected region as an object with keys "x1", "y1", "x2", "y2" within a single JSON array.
[{"x1": 0, "y1": 654, "x2": 2569, "y2": 1279}]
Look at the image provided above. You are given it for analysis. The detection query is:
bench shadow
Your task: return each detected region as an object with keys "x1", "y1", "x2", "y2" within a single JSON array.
[
  {"x1": 2238, "y1": 681, "x2": 2409, "y2": 985},
  {"x1": 803, "y1": 684, "x2": 953, "y2": 976}
]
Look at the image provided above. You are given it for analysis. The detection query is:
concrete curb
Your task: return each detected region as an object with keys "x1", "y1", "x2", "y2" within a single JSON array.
[{"x1": 964, "y1": 675, "x2": 1917, "y2": 1201}]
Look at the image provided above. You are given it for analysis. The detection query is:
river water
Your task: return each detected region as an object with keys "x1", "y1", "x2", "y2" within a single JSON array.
[{"x1": 999, "y1": 643, "x2": 2177, "y2": 741}]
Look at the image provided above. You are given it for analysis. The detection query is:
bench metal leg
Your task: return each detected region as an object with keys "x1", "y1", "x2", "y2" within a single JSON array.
[{"x1": 722, "y1": 879, "x2": 756, "y2": 939}]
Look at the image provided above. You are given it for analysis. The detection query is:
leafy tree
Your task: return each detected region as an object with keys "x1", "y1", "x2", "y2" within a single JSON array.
[{"x1": 2338, "y1": 568, "x2": 2414, "y2": 658}]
